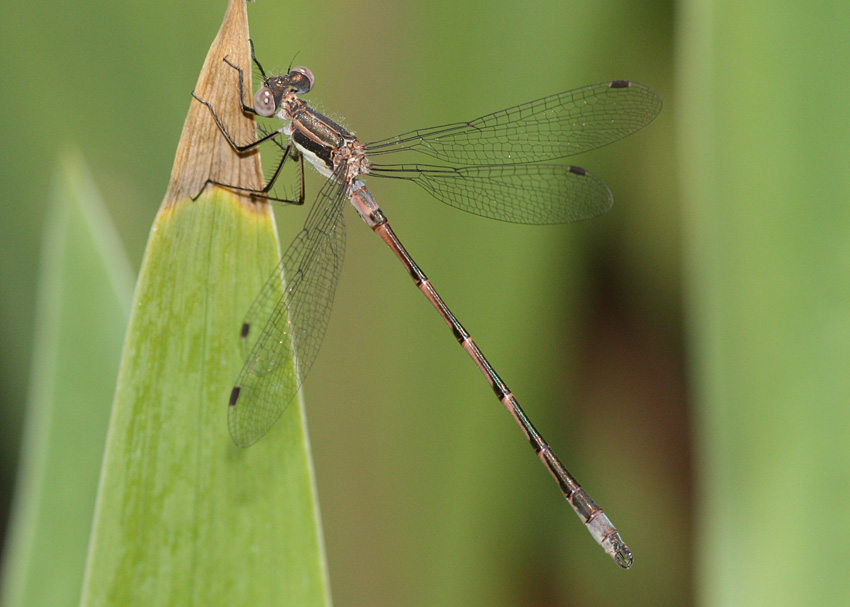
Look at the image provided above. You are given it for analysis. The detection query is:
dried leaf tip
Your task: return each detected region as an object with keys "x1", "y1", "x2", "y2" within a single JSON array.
[{"x1": 163, "y1": 0, "x2": 264, "y2": 210}]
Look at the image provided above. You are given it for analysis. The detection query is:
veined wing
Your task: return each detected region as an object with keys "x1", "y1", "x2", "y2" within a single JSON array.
[
  {"x1": 364, "y1": 81, "x2": 661, "y2": 165},
  {"x1": 369, "y1": 163, "x2": 612, "y2": 224},
  {"x1": 229, "y1": 169, "x2": 347, "y2": 447}
]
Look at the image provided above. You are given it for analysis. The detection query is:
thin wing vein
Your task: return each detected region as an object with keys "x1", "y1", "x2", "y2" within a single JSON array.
[
  {"x1": 365, "y1": 81, "x2": 661, "y2": 165},
  {"x1": 229, "y1": 172, "x2": 347, "y2": 447},
  {"x1": 370, "y1": 164, "x2": 612, "y2": 224}
]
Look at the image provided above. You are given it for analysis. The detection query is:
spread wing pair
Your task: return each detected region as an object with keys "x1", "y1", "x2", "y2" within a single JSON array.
[{"x1": 229, "y1": 81, "x2": 662, "y2": 447}]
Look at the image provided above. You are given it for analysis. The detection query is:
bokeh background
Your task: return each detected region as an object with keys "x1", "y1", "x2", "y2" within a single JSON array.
[{"x1": 0, "y1": 1, "x2": 847, "y2": 606}]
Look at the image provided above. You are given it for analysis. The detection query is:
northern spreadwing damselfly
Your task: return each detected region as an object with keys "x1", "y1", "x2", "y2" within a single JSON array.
[{"x1": 193, "y1": 44, "x2": 662, "y2": 568}]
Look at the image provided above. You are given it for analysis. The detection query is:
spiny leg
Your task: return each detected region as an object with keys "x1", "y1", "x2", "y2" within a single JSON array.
[{"x1": 248, "y1": 39, "x2": 268, "y2": 80}]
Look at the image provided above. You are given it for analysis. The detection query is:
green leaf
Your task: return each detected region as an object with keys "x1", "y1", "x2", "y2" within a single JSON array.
[
  {"x1": 79, "y1": 1, "x2": 330, "y2": 605},
  {"x1": 679, "y1": 2, "x2": 850, "y2": 606},
  {"x1": 0, "y1": 150, "x2": 134, "y2": 607}
]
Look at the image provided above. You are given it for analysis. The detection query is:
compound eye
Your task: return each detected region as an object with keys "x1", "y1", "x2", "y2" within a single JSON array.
[
  {"x1": 253, "y1": 86, "x2": 277, "y2": 117},
  {"x1": 289, "y1": 66, "x2": 315, "y2": 94}
]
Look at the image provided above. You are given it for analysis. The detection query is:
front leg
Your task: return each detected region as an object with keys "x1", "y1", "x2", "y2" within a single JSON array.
[
  {"x1": 192, "y1": 90, "x2": 285, "y2": 154},
  {"x1": 191, "y1": 51, "x2": 283, "y2": 153},
  {"x1": 223, "y1": 56, "x2": 259, "y2": 117}
]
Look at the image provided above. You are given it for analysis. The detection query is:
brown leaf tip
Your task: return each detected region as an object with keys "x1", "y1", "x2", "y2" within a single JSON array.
[{"x1": 163, "y1": 0, "x2": 265, "y2": 209}]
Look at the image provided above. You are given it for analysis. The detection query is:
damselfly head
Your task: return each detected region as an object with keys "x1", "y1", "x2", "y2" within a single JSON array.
[
  {"x1": 254, "y1": 68, "x2": 314, "y2": 117},
  {"x1": 254, "y1": 76, "x2": 287, "y2": 117}
]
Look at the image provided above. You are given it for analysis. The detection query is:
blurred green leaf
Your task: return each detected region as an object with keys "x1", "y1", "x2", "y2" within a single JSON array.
[
  {"x1": 679, "y1": 2, "x2": 850, "y2": 606},
  {"x1": 0, "y1": 150, "x2": 134, "y2": 607}
]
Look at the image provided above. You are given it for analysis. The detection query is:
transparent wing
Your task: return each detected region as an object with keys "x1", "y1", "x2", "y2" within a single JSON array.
[
  {"x1": 369, "y1": 163, "x2": 612, "y2": 224},
  {"x1": 229, "y1": 170, "x2": 347, "y2": 447},
  {"x1": 365, "y1": 81, "x2": 661, "y2": 165}
]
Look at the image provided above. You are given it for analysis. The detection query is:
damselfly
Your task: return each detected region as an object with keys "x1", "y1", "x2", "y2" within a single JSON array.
[{"x1": 193, "y1": 44, "x2": 661, "y2": 568}]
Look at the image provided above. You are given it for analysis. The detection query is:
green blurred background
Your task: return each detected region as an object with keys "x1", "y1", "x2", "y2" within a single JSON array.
[{"x1": 1, "y1": 0, "x2": 848, "y2": 606}]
